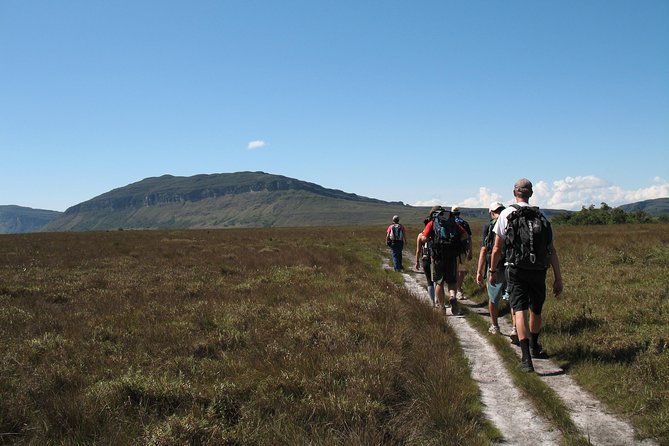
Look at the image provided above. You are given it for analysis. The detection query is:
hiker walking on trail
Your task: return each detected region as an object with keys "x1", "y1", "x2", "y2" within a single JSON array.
[
  {"x1": 476, "y1": 202, "x2": 515, "y2": 336},
  {"x1": 418, "y1": 206, "x2": 469, "y2": 316},
  {"x1": 490, "y1": 179, "x2": 564, "y2": 372},
  {"x1": 386, "y1": 215, "x2": 407, "y2": 272},
  {"x1": 415, "y1": 218, "x2": 435, "y2": 306},
  {"x1": 451, "y1": 206, "x2": 472, "y2": 300}
]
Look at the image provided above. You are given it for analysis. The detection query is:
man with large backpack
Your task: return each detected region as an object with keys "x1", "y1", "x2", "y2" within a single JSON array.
[
  {"x1": 490, "y1": 179, "x2": 564, "y2": 372},
  {"x1": 386, "y1": 215, "x2": 407, "y2": 271},
  {"x1": 418, "y1": 206, "x2": 469, "y2": 316}
]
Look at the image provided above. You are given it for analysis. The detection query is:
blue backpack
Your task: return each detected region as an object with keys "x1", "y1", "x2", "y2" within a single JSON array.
[{"x1": 431, "y1": 210, "x2": 463, "y2": 258}]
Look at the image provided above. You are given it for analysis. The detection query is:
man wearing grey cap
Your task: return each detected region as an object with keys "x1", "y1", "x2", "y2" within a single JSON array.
[{"x1": 489, "y1": 179, "x2": 564, "y2": 372}]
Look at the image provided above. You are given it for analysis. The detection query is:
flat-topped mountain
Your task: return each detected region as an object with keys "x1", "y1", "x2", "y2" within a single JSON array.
[{"x1": 41, "y1": 172, "x2": 431, "y2": 231}]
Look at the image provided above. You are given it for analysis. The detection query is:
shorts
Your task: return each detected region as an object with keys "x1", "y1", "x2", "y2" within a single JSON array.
[
  {"x1": 431, "y1": 256, "x2": 458, "y2": 286},
  {"x1": 487, "y1": 268, "x2": 506, "y2": 305},
  {"x1": 507, "y1": 267, "x2": 547, "y2": 314}
]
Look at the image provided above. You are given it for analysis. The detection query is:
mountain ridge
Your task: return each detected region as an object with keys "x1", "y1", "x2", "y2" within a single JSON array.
[{"x1": 3, "y1": 172, "x2": 667, "y2": 233}]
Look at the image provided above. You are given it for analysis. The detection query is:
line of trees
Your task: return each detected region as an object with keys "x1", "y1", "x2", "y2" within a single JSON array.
[{"x1": 551, "y1": 203, "x2": 665, "y2": 225}]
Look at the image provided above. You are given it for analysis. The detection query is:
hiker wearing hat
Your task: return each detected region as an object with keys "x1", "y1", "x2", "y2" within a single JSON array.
[
  {"x1": 489, "y1": 179, "x2": 564, "y2": 372},
  {"x1": 386, "y1": 215, "x2": 407, "y2": 271},
  {"x1": 476, "y1": 201, "x2": 515, "y2": 336},
  {"x1": 418, "y1": 206, "x2": 469, "y2": 315},
  {"x1": 451, "y1": 205, "x2": 473, "y2": 300}
]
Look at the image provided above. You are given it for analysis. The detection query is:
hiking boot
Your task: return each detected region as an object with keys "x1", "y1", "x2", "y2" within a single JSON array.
[
  {"x1": 531, "y1": 344, "x2": 549, "y2": 359},
  {"x1": 449, "y1": 299, "x2": 461, "y2": 316},
  {"x1": 520, "y1": 357, "x2": 534, "y2": 372},
  {"x1": 488, "y1": 325, "x2": 500, "y2": 335}
]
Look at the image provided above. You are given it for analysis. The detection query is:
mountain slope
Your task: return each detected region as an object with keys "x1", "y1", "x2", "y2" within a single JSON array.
[
  {"x1": 41, "y1": 172, "x2": 430, "y2": 231},
  {"x1": 0, "y1": 205, "x2": 62, "y2": 234},
  {"x1": 618, "y1": 197, "x2": 669, "y2": 216}
]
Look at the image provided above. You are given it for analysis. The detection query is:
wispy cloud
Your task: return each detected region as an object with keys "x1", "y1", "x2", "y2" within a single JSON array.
[
  {"x1": 247, "y1": 140, "x2": 267, "y2": 150},
  {"x1": 414, "y1": 176, "x2": 669, "y2": 211}
]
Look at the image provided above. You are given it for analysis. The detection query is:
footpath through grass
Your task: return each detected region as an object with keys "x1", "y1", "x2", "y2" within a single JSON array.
[
  {"x1": 463, "y1": 222, "x2": 669, "y2": 445},
  {"x1": 0, "y1": 228, "x2": 498, "y2": 445}
]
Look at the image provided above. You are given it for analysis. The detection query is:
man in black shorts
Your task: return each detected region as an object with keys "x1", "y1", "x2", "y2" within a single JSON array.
[{"x1": 489, "y1": 179, "x2": 564, "y2": 372}]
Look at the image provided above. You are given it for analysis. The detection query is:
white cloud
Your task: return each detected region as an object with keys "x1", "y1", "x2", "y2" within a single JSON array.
[
  {"x1": 460, "y1": 187, "x2": 503, "y2": 208},
  {"x1": 539, "y1": 176, "x2": 669, "y2": 210},
  {"x1": 247, "y1": 140, "x2": 267, "y2": 150},
  {"x1": 415, "y1": 176, "x2": 669, "y2": 211}
]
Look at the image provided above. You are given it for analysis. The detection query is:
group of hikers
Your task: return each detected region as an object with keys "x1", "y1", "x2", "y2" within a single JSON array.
[{"x1": 386, "y1": 178, "x2": 564, "y2": 372}]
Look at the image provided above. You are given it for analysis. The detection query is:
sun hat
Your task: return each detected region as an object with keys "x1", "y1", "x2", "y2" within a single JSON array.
[{"x1": 489, "y1": 201, "x2": 505, "y2": 213}]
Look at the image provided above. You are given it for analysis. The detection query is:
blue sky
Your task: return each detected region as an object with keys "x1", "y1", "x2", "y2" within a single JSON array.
[{"x1": 1, "y1": 0, "x2": 668, "y2": 212}]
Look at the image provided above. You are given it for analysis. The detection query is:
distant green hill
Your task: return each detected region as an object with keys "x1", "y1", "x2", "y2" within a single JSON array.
[
  {"x1": 41, "y1": 172, "x2": 437, "y2": 231},
  {"x1": 0, "y1": 205, "x2": 62, "y2": 234},
  {"x1": 618, "y1": 197, "x2": 669, "y2": 216}
]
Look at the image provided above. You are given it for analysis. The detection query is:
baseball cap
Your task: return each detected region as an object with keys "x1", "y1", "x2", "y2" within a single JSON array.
[{"x1": 489, "y1": 201, "x2": 505, "y2": 213}]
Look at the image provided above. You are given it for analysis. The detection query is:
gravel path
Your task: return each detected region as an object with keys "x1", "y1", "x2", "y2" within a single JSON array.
[{"x1": 396, "y1": 259, "x2": 657, "y2": 446}]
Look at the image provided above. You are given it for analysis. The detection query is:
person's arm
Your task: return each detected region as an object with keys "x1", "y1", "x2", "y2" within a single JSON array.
[
  {"x1": 549, "y1": 241, "x2": 563, "y2": 296},
  {"x1": 476, "y1": 246, "x2": 487, "y2": 287},
  {"x1": 415, "y1": 233, "x2": 423, "y2": 270},
  {"x1": 489, "y1": 236, "x2": 504, "y2": 285}
]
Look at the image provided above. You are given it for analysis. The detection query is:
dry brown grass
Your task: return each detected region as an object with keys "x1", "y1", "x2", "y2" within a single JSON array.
[
  {"x1": 465, "y1": 222, "x2": 669, "y2": 444},
  {"x1": 0, "y1": 228, "x2": 497, "y2": 445}
]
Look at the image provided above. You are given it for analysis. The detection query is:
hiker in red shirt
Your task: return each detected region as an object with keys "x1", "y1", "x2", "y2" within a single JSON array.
[{"x1": 418, "y1": 206, "x2": 469, "y2": 316}]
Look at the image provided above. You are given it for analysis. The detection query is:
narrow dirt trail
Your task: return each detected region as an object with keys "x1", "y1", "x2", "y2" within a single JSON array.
[
  {"x1": 397, "y1": 258, "x2": 657, "y2": 446},
  {"x1": 395, "y1": 264, "x2": 562, "y2": 445}
]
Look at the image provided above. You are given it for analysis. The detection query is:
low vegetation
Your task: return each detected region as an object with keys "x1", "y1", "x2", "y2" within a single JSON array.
[
  {"x1": 464, "y1": 222, "x2": 669, "y2": 444},
  {"x1": 551, "y1": 202, "x2": 662, "y2": 225},
  {"x1": 0, "y1": 228, "x2": 497, "y2": 445}
]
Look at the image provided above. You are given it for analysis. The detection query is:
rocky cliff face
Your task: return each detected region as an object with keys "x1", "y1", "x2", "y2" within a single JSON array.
[{"x1": 63, "y1": 173, "x2": 391, "y2": 214}]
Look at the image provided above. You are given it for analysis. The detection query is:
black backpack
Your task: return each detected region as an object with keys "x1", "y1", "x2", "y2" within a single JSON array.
[
  {"x1": 504, "y1": 204, "x2": 552, "y2": 270},
  {"x1": 484, "y1": 218, "x2": 504, "y2": 270},
  {"x1": 431, "y1": 211, "x2": 463, "y2": 259}
]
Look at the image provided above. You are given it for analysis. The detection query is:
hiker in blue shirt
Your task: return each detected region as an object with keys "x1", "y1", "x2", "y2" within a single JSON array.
[
  {"x1": 386, "y1": 215, "x2": 406, "y2": 271},
  {"x1": 476, "y1": 202, "x2": 516, "y2": 337}
]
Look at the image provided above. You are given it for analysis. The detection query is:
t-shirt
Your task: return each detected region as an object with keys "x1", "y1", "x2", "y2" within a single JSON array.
[
  {"x1": 387, "y1": 223, "x2": 406, "y2": 241},
  {"x1": 493, "y1": 202, "x2": 553, "y2": 243}
]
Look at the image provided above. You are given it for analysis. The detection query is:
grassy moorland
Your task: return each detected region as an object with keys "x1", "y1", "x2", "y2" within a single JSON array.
[
  {"x1": 465, "y1": 222, "x2": 669, "y2": 444},
  {"x1": 0, "y1": 228, "x2": 497, "y2": 445}
]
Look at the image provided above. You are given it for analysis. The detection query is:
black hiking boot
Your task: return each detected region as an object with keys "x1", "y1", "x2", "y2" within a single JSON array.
[
  {"x1": 531, "y1": 344, "x2": 549, "y2": 359},
  {"x1": 449, "y1": 298, "x2": 461, "y2": 316},
  {"x1": 520, "y1": 356, "x2": 534, "y2": 372}
]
